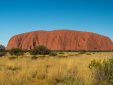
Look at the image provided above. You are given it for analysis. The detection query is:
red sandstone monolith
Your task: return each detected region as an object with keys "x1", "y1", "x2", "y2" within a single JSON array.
[{"x1": 7, "y1": 30, "x2": 113, "y2": 51}]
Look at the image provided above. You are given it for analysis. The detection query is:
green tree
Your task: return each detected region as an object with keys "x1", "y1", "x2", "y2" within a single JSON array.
[
  {"x1": 9, "y1": 48, "x2": 24, "y2": 56},
  {"x1": 0, "y1": 44, "x2": 5, "y2": 52},
  {"x1": 0, "y1": 44, "x2": 6, "y2": 57},
  {"x1": 30, "y1": 45, "x2": 50, "y2": 55}
]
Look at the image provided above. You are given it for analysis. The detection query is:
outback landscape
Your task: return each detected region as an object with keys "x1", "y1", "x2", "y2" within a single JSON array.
[
  {"x1": 0, "y1": 30, "x2": 113, "y2": 85},
  {"x1": 0, "y1": 51, "x2": 113, "y2": 85},
  {"x1": 0, "y1": 0, "x2": 113, "y2": 85}
]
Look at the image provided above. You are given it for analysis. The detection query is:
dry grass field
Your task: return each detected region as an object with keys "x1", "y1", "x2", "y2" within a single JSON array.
[{"x1": 0, "y1": 52, "x2": 113, "y2": 85}]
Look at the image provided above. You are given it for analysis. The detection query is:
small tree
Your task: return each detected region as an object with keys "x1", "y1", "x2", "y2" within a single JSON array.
[
  {"x1": 9, "y1": 48, "x2": 24, "y2": 56},
  {"x1": 30, "y1": 45, "x2": 50, "y2": 55},
  {"x1": 0, "y1": 45, "x2": 6, "y2": 57},
  {"x1": 0, "y1": 44, "x2": 5, "y2": 52},
  {"x1": 49, "y1": 52, "x2": 57, "y2": 56}
]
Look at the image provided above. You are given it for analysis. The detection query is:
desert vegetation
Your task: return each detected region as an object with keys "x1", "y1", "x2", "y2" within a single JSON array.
[
  {"x1": 0, "y1": 44, "x2": 6, "y2": 57},
  {"x1": 0, "y1": 46, "x2": 113, "y2": 85},
  {"x1": 30, "y1": 45, "x2": 50, "y2": 55},
  {"x1": 89, "y1": 58, "x2": 113, "y2": 85},
  {"x1": 9, "y1": 48, "x2": 24, "y2": 56}
]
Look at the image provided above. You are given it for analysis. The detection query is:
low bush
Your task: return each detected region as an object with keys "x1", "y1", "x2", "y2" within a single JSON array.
[
  {"x1": 0, "y1": 52, "x2": 6, "y2": 57},
  {"x1": 30, "y1": 45, "x2": 50, "y2": 55},
  {"x1": 0, "y1": 45, "x2": 6, "y2": 57},
  {"x1": 89, "y1": 58, "x2": 113, "y2": 85},
  {"x1": 49, "y1": 52, "x2": 57, "y2": 56},
  {"x1": 8, "y1": 55, "x2": 18, "y2": 60},
  {"x1": 58, "y1": 55, "x2": 67, "y2": 58},
  {"x1": 59, "y1": 52, "x2": 64, "y2": 54},
  {"x1": 68, "y1": 54, "x2": 75, "y2": 56},
  {"x1": 31, "y1": 55, "x2": 38, "y2": 59},
  {"x1": 38, "y1": 55, "x2": 46, "y2": 58},
  {"x1": 9, "y1": 48, "x2": 24, "y2": 56},
  {"x1": 86, "y1": 53, "x2": 91, "y2": 55},
  {"x1": 75, "y1": 54, "x2": 80, "y2": 56},
  {"x1": 79, "y1": 52, "x2": 86, "y2": 54},
  {"x1": 0, "y1": 44, "x2": 5, "y2": 52}
]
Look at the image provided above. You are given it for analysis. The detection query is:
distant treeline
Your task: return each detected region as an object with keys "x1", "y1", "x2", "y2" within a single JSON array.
[
  {"x1": 21, "y1": 50, "x2": 113, "y2": 52},
  {"x1": 50, "y1": 50, "x2": 113, "y2": 52},
  {"x1": 5, "y1": 49, "x2": 113, "y2": 52}
]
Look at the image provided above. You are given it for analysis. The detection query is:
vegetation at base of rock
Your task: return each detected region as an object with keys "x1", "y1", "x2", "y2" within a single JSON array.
[
  {"x1": 79, "y1": 52, "x2": 86, "y2": 54},
  {"x1": 30, "y1": 45, "x2": 51, "y2": 55},
  {"x1": 0, "y1": 44, "x2": 5, "y2": 52},
  {"x1": 9, "y1": 48, "x2": 24, "y2": 56},
  {"x1": 0, "y1": 45, "x2": 6, "y2": 57},
  {"x1": 0, "y1": 52, "x2": 6, "y2": 57},
  {"x1": 59, "y1": 52, "x2": 64, "y2": 54},
  {"x1": 31, "y1": 55, "x2": 38, "y2": 59},
  {"x1": 8, "y1": 55, "x2": 18, "y2": 59},
  {"x1": 49, "y1": 52, "x2": 57, "y2": 56},
  {"x1": 89, "y1": 58, "x2": 113, "y2": 85}
]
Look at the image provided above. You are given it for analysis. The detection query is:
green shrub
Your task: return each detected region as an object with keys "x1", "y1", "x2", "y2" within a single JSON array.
[
  {"x1": 9, "y1": 48, "x2": 24, "y2": 56},
  {"x1": 8, "y1": 55, "x2": 18, "y2": 60},
  {"x1": 86, "y1": 53, "x2": 91, "y2": 55},
  {"x1": 75, "y1": 54, "x2": 80, "y2": 56},
  {"x1": 0, "y1": 52, "x2": 6, "y2": 57},
  {"x1": 69, "y1": 54, "x2": 74, "y2": 56},
  {"x1": 79, "y1": 52, "x2": 86, "y2": 54},
  {"x1": 0, "y1": 44, "x2": 5, "y2": 52},
  {"x1": 30, "y1": 45, "x2": 50, "y2": 55},
  {"x1": 0, "y1": 45, "x2": 6, "y2": 57},
  {"x1": 49, "y1": 52, "x2": 57, "y2": 56},
  {"x1": 93, "y1": 53, "x2": 96, "y2": 54},
  {"x1": 58, "y1": 77, "x2": 84, "y2": 85},
  {"x1": 59, "y1": 52, "x2": 64, "y2": 54},
  {"x1": 31, "y1": 55, "x2": 38, "y2": 59},
  {"x1": 38, "y1": 55, "x2": 46, "y2": 58},
  {"x1": 89, "y1": 59, "x2": 113, "y2": 85},
  {"x1": 58, "y1": 55, "x2": 67, "y2": 58}
]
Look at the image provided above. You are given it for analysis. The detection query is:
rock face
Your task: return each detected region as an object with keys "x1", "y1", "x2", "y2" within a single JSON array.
[{"x1": 7, "y1": 30, "x2": 113, "y2": 50}]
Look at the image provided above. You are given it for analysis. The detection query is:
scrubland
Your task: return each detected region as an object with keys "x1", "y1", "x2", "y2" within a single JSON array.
[{"x1": 0, "y1": 52, "x2": 113, "y2": 85}]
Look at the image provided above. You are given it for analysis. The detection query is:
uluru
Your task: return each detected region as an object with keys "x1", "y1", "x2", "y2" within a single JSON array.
[{"x1": 7, "y1": 30, "x2": 113, "y2": 51}]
